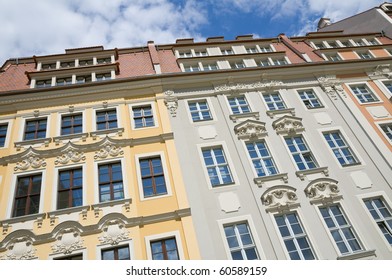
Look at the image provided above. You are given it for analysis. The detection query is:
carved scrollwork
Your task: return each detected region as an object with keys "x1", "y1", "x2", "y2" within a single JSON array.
[
  {"x1": 261, "y1": 186, "x2": 299, "y2": 213},
  {"x1": 317, "y1": 75, "x2": 346, "y2": 100},
  {"x1": 272, "y1": 116, "x2": 304, "y2": 135},
  {"x1": 369, "y1": 64, "x2": 392, "y2": 79},
  {"x1": 94, "y1": 144, "x2": 124, "y2": 160},
  {"x1": 234, "y1": 120, "x2": 267, "y2": 140},
  {"x1": 98, "y1": 219, "x2": 129, "y2": 245},
  {"x1": 304, "y1": 178, "x2": 341, "y2": 204},
  {"x1": 51, "y1": 227, "x2": 84, "y2": 255},
  {"x1": 164, "y1": 90, "x2": 178, "y2": 117},
  {"x1": 214, "y1": 80, "x2": 284, "y2": 93},
  {"x1": 55, "y1": 150, "x2": 86, "y2": 165},
  {"x1": 14, "y1": 156, "x2": 46, "y2": 171},
  {"x1": 0, "y1": 236, "x2": 36, "y2": 260}
]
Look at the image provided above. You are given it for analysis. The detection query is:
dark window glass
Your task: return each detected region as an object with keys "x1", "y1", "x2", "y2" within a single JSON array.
[
  {"x1": 57, "y1": 168, "x2": 83, "y2": 209},
  {"x1": 102, "y1": 245, "x2": 130, "y2": 260},
  {"x1": 0, "y1": 123, "x2": 8, "y2": 147},
  {"x1": 61, "y1": 114, "x2": 83, "y2": 135},
  {"x1": 13, "y1": 174, "x2": 42, "y2": 217},
  {"x1": 24, "y1": 118, "x2": 47, "y2": 140},
  {"x1": 96, "y1": 109, "x2": 117, "y2": 130},
  {"x1": 151, "y1": 238, "x2": 179, "y2": 260},
  {"x1": 140, "y1": 157, "x2": 167, "y2": 197},
  {"x1": 98, "y1": 162, "x2": 124, "y2": 202}
]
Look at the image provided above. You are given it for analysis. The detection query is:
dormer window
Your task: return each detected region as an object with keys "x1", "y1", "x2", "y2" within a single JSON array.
[
  {"x1": 230, "y1": 61, "x2": 245, "y2": 69},
  {"x1": 259, "y1": 45, "x2": 272, "y2": 52},
  {"x1": 259, "y1": 59, "x2": 271, "y2": 67},
  {"x1": 36, "y1": 79, "x2": 52, "y2": 88},
  {"x1": 272, "y1": 58, "x2": 288, "y2": 65},
  {"x1": 246, "y1": 47, "x2": 258, "y2": 54},
  {"x1": 327, "y1": 41, "x2": 338, "y2": 48},
  {"x1": 314, "y1": 42, "x2": 325, "y2": 49},
  {"x1": 194, "y1": 50, "x2": 208, "y2": 57},
  {"x1": 76, "y1": 75, "x2": 92, "y2": 84},
  {"x1": 96, "y1": 73, "x2": 112, "y2": 81},
  {"x1": 367, "y1": 39, "x2": 379, "y2": 45},
  {"x1": 97, "y1": 57, "x2": 112, "y2": 64},
  {"x1": 221, "y1": 48, "x2": 234, "y2": 55},
  {"x1": 56, "y1": 77, "x2": 72, "y2": 86},
  {"x1": 79, "y1": 59, "x2": 94, "y2": 66},
  {"x1": 355, "y1": 39, "x2": 365, "y2": 46},
  {"x1": 60, "y1": 61, "x2": 75, "y2": 68},
  {"x1": 179, "y1": 51, "x2": 192, "y2": 58},
  {"x1": 41, "y1": 63, "x2": 56, "y2": 70},
  {"x1": 339, "y1": 40, "x2": 351, "y2": 47},
  {"x1": 184, "y1": 64, "x2": 200, "y2": 72}
]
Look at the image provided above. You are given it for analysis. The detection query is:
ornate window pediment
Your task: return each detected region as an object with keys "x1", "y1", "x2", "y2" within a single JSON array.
[
  {"x1": 98, "y1": 219, "x2": 129, "y2": 245},
  {"x1": 272, "y1": 115, "x2": 304, "y2": 135},
  {"x1": 0, "y1": 235, "x2": 36, "y2": 260},
  {"x1": 304, "y1": 178, "x2": 342, "y2": 205},
  {"x1": 234, "y1": 120, "x2": 267, "y2": 140},
  {"x1": 51, "y1": 227, "x2": 84, "y2": 255},
  {"x1": 261, "y1": 185, "x2": 299, "y2": 213}
]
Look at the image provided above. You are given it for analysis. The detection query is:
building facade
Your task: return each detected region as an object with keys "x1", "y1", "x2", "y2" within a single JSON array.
[{"x1": 0, "y1": 12, "x2": 392, "y2": 260}]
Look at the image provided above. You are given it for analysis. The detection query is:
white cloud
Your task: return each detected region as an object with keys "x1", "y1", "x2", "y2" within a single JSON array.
[{"x1": 0, "y1": 0, "x2": 207, "y2": 64}]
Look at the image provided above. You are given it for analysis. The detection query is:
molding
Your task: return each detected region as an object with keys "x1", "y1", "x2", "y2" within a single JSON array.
[
  {"x1": 253, "y1": 173, "x2": 289, "y2": 187},
  {"x1": 317, "y1": 75, "x2": 347, "y2": 100},
  {"x1": 164, "y1": 90, "x2": 178, "y2": 117},
  {"x1": 14, "y1": 155, "x2": 47, "y2": 171},
  {"x1": 0, "y1": 236, "x2": 37, "y2": 260},
  {"x1": 368, "y1": 64, "x2": 392, "y2": 80},
  {"x1": 261, "y1": 185, "x2": 299, "y2": 213},
  {"x1": 55, "y1": 150, "x2": 86, "y2": 165},
  {"x1": 94, "y1": 144, "x2": 124, "y2": 160},
  {"x1": 266, "y1": 108, "x2": 295, "y2": 118},
  {"x1": 14, "y1": 138, "x2": 51, "y2": 150},
  {"x1": 98, "y1": 219, "x2": 129, "y2": 246},
  {"x1": 53, "y1": 133, "x2": 88, "y2": 145},
  {"x1": 51, "y1": 227, "x2": 84, "y2": 255},
  {"x1": 234, "y1": 120, "x2": 267, "y2": 140},
  {"x1": 214, "y1": 80, "x2": 284, "y2": 94},
  {"x1": 295, "y1": 166, "x2": 329, "y2": 181},
  {"x1": 272, "y1": 115, "x2": 304, "y2": 135},
  {"x1": 0, "y1": 133, "x2": 174, "y2": 166},
  {"x1": 304, "y1": 178, "x2": 342, "y2": 205},
  {"x1": 337, "y1": 249, "x2": 376, "y2": 260},
  {"x1": 229, "y1": 112, "x2": 260, "y2": 123},
  {"x1": 90, "y1": 127, "x2": 124, "y2": 139}
]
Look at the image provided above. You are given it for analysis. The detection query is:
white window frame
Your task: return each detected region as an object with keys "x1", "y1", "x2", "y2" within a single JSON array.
[
  {"x1": 92, "y1": 105, "x2": 121, "y2": 132},
  {"x1": 129, "y1": 101, "x2": 158, "y2": 130},
  {"x1": 145, "y1": 231, "x2": 184, "y2": 260},
  {"x1": 0, "y1": 119, "x2": 13, "y2": 149},
  {"x1": 51, "y1": 163, "x2": 87, "y2": 211},
  {"x1": 261, "y1": 91, "x2": 287, "y2": 111},
  {"x1": 377, "y1": 79, "x2": 392, "y2": 99},
  {"x1": 93, "y1": 157, "x2": 129, "y2": 204},
  {"x1": 201, "y1": 62, "x2": 219, "y2": 71},
  {"x1": 97, "y1": 239, "x2": 134, "y2": 260},
  {"x1": 296, "y1": 88, "x2": 325, "y2": 109},
  {"x1": 220, "y1": 47, "x2": 234, "y2": 55},
  {"x1": 244, "y1": 139, "x2": 280, "y2": 178},
  {"x1": 186, "y1": 97, "x2": 216, "y2": 124},
  {"x1": 346, "y1": 82, "x2": 382, "y2": 104},
  {"x1": 355, "y1": 50, "x2": 374, "y2": 59},
  {"x1": 376, "y1": 120, "x2": 392, "y2": 143},
  {"x1": 7, "y1": 169, "x2": 47, "y2": 219},
  {"x1": 197, "y1": 141, "x2": 239, "y2": 190},
  {"x1": 217, "y1": 215, "x2": 265, "y2": 260},
  {"x1": 49, "y1": 248, "x2": 87, "y2": 260},
  {"x1": 183, "y1": 64, "x2": 201, "y2": 72},
  {"x1": 271, "y1": 57, "x2": 290, "y2": 65},
  {"x1": 135, "y1": 151, "x2": 172, "y2": 201},
  {"x1": 282, "y1": 134, "x2": 320, "y2": 171},
  {"x1": 315, "y1": 203, "x2": 365, "y2": 257},
  {"x1": 230, "y1": 60, "x2": 246, "y2": 69},
  {"x1": 226, "y1": 94, "x2": 253, "y2": 115}
]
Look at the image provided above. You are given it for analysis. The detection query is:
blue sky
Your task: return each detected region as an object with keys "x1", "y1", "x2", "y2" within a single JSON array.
[{"x1": 0, "y1": 0, "x2": 384, "y2": 64}]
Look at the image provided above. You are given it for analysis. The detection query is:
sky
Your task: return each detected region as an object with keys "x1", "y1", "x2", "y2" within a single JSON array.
[{"x1": 0, "y1": 0, "x2": 385, "y2": 64}]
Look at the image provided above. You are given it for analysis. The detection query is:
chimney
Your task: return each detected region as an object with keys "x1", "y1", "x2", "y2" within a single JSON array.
[{"x1": 317, "y1": 18, "x2": 331, "y2": 30}]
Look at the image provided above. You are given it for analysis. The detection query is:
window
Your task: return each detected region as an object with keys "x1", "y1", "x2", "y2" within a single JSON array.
[
  {"x1": 231, "y1": 61, "x2": 245, "y2": 69},
  {"x1": 221, "y1": 48, "x2": 234, "y2": 55},
  {"x1": 285, "y1": 136, "x2": 318, "y2": 170},
  {"x1": 314, "y1": 42, "x2": 325, "y2": 49},
  {"x1": 139, "y1": 157, "x2": 167, "y2": 198},
  {"x1": 24, "y1": 118, "x2": 47, "y2": 140},
  {"x1": 98, "y1": 162, "x2": 124, "y2": 202},
  {"x1": 57, "y1": 168, "x2": 83, "y2": 210},
  {"x1": 223, "y1": 222, "x2": 259, "y2": 260},
  {"x1": 259, "y1": 59, "x2": 271, "y2": 67},
  {"x1": 355, "y1": 39, "x2": 366, "y2": 46},
  {"x1": 13, "y1": 174, "x2": 42, "y2": 217},
  {"x1": 60, "y1": 61, "x2": 75, "y2": 68},
  {"x1": 202, "y1": 147, "x2": 234, "y2": 187},
  {"x1": 96, "y1": 109, "x2": 117, "y2": 130},
  {"x1": 275, "y1": 213, "x2": 316, "y2": 260},
  {"x1": 79, "y1": 59, "x2": 93, "y2": 66},
  {"x1": 188, "y1": 100, "x2": 212, "y2": 122},
  {"x1": 323, "y1": 131, "x2": 358, "y2": 166},
  {"x1": 54, "y1": 254, "x2": 83, "y2": 260},
  {"x1": 380, "y1": 123, "x2": 392, "y2": 141},
  {"x1": 357, "y1": 51, "x2": 372, "y2": 59},
  {"x1": 101, "y1": 245, "x2": 130, "y2": 260},
  {"x1": 246, "y1": 141, "x2": 278, "y2": 177},
  {"x1": 61, "y1": 113, "x2": 83, "y2": 135},
  {"x1": 132, "y1": 105, "x2": 154, "y2": 128},
  {"x1": 382, "y1": 81, "x2": 392, "y2": 96},
  {"x1": 339, "y1": 40, "x2": 351, "y2": 47},
  {"x1": 36, "y1": 79, "x2": 52, "y2": 88},
  {"x1": 263, "y1": 92, "x2": 286, "y2": 111},
  {"x1": 96, "y1": 73, "x2": 112, "y2": 81},
  {"x1": 327, "y1": 41, "x2": 338, "y2": 48},
  {"x1": 0, "y1": 123, "x2": 8, "y2": 147},
  {"x1": 319, "y1": 205, "x2": 362, "y2": 255},
  {"x1": 203, "y1": 63, "x2": 218, "y2": 71},
  {"x1": 367, "y1": 39, "x2": 379, "y2": 45},
  {"x1": 76, "y1": 75, "x2": 92, "y2": 84},
  {"x1": 228, "y1": 96, "x2": 251, "y2": 114},
  {"x1": 97, "y1": 57, "x2": 112, "y2": 64},
  {"x1": 364, "y1": 198, "x2": 392, "y2": 245},
  {"x1": 179, "y1": 51, "x2": 192, "y2": 58},
  {"x1": 349, "y1": 84, "x2": 379, "y2": 103},
  {"x1": 272, "y1": 58, "x2": 288, "y2": 65},
  {"x1": 327, "y1": 53, "x2": 342, "y2": 61},
  {"x1": 246, "y1": 47, "x2": 258, "y2": 53},
  {"x1": 259, "y1": 45, "x2": 272, "y2": 52},
  {"x1": 184, "y1": 64, "x2": 200, "y2": 72},
  {"x1": 194, "y1": 50, "x2": 207, "y2": 57},
  {"x1": 150, "y1": 238, "x2": 179, "y2": 260},
  {"x1": 56, "y1": 77, "x2": 72, "y2": 86},
  {"x1": 298, "y1": 89, "x2": 323, "y2": 108},
  {"x1": 41, "y1": 63, "x2": 56, "y2": 70}
]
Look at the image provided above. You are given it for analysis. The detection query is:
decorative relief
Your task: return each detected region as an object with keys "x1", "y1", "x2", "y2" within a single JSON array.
[
  {"x1": 214, "y1": 80, "x2": 284, "y2": 93},
  {"x1": 272, "y1": 116, "x2": 304, "y2": 135},
  {"x1": 369, "y1": 64, "x2": 392, "y2": 79},
  {"x1": 317, "y1": 75, "x2": 346, "y2": 100},
  {"x1": 164, "y1": 90, "x2": 178, "y2": 117},
  {"x1": 94, "y1": 144, "x2": 123, "y2": 160},
  {"x1": 51, "y1": 228, "x2": 84, "y2": 255},
  {"x1": 261, "y1": 186, "x2": 299, "y2": 213},
  {"x1": 234, "y1": 120, "x2": 267, "y2": 140},
  {"x1": 14, "y1": 156, "x2": 46, "y2": 171},
  {"x1": 304, "y1": 179, "x2": 342, "y2": 204},
  {"x1": 55, "y1": 150, "x2": 86, "y2": 165},
  {"x1": 1, "y1": 236, "x2": 36, "y2": 260},
  {"x1": 98, "y1": 219, "x2": 129, "y2": 245}
]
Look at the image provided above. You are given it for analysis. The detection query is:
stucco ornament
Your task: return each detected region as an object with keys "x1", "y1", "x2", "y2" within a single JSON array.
[
  {"x1": 272, "y1": 116, "x2": 304, "y2": 135},
  {"x1": 317, "y1": 75, "x2": 346, "y2": 100},
  {"x1": 164, "y1": 90, "x2": 178, "y2": 117},
  {"x1": 261, "y1": 186, "x2": 298, "y2": 212},
  {"x1": 234, "y1": 120, "x2": 267, "y2": 140},
  {"x1": 304, "y1": 179, "x2": 341, "y2": 204},
  {"x1": 14, "y1": 156, "x2": 46, "y2": 171},
  {"x1": 214, "y1": 80, "x2": 284, "y2": 93},
  {"x1": 94, "y1": 144, "x2": 124, "y2": 160},
  {"x1": 55, "y1": 150, "x2": 86, "y2": 165},
  {"x1": 98, "y1": 219, "x2": 129, "y2": 245},
  {"x1": 370, "y1": 64, "x2": 392, "y2": 78},
  {"x1": 51, "y1": 228, "x2": 84, "y2": 255},
  {"x1": 0, "y1": 236, "x2": 36, "y2": 260}
]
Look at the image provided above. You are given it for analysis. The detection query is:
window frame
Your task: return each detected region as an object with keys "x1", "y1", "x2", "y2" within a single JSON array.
[
  {"x1": 346, "y1": 82, "x2": 381, "y2": 104},
  {"x1": 93, "y1": 106, "x2": 120, "y2": 132},
  {"x1": 56, "y1": 166, "x2": 84, "y2": 210},
  {"x1": 226, "y1": 95, "x2": 252, "y2": 115},
  {"x1": 60, "y1": 112, "x2": 84, "y2": 136},
  {"x1": 129, "y1": 102, "x2": 158, "y2": 130},
  {"x1": 138, "y1": 156, "x2": 168, "y2": 198},
  {"x1": 0, "y1": 120, "x2": 12, "y2": 148},
  {"x1": 101, "y1": 244, "x2": 131, "y2": 260},
  {"x1": 262, "y1": 91, "x2": 287, "y2": 111},
  {"x1": 296, "y1": 88, "x2": 324, "y2": 109},
  {"x1": 23, "y1": 117, "x2": 48, "y2": 141},
  {"x1": 378, "y1": 122, "x2": 392, "y2": 143},
  {"x1": 244, "y1": 140, "x2": 279, "y2": 178},
  {"x1": 145, "y1": 231, "x2": 184, "y2": 260},
  {"x1": 323, "y1": 130, "x2": 360, "y2": 167},
  {"x1": 187, "y1": 99, "x2": 214, "y2": 123},
  {"x1": 135, "y1": 152, "x2": 172, "y2": 201},
  {"x1": 283, "y1": 135, "x2": 319, "y2": 171}
]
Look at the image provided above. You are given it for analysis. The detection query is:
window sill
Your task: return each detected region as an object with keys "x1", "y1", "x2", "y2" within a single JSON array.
[
  {"x1": 266, "y1": 108, "x2": 295, "y2": 118},
  {"x1": 15, "y1": 138, "x2": 51, "y2": 150},
  {"x1": 229, "y1": 112, "x2": 260, "y2": 123},
  {"x1": 254, "y1": 173, "x2": 289, "y2": 187},
  {"x1": 0, "y1": 213, "x2": 46, "y2": 226},
  {"x1": 295, "y1": 166, "x2": 329, "y2": 180},
  {"x1": 53, "y1": 133, "x2": 88, "y2": 145},
  {"x1": 90, "y1": 127, "x2": 124, "y2": 139},
  {"x1": 47, "y1": 205, "x2": 90, "y2": 218},
  {"x1": 92, "y1": 198, "x2": 132, "y2": 215},
  {"x1": 337, "y1": 249, "x2": 376, "y2": 260}
]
